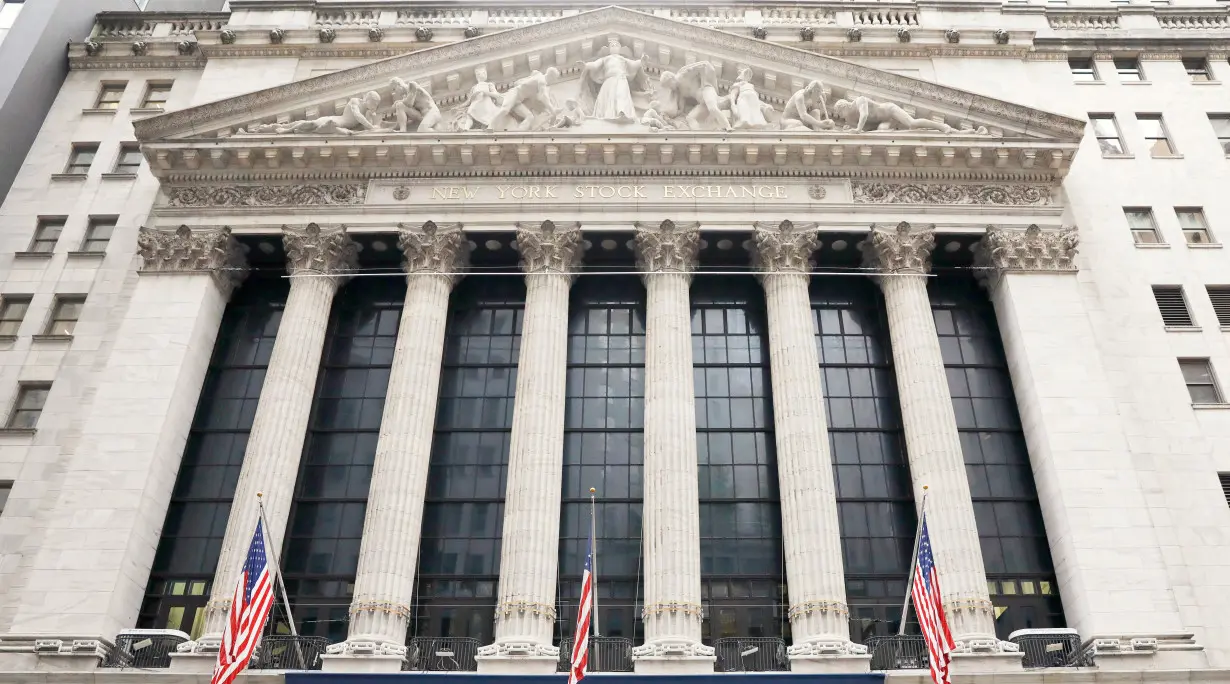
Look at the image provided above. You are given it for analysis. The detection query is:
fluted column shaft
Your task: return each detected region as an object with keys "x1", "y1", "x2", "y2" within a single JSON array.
[
  {"x1": 481, "y1": 222, "x2": 582, "y2": 666},
  {"x1": 199, "y1": 224, "x2": 356, "y2": 644},
  {"x1": 343, "y1": 224, "x2": 467, "y2": 652},
  {"x1": 863, "y1": 223, "x2": 998, "y2": 648},
  {"x1": 752, "y1": 222, "x2": 856, "y2": 655}
]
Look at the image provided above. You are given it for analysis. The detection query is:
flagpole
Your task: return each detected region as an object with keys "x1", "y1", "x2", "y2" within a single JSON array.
[
  {"x1": 256, "y1": 492, "x2": 300, "y2": 639},
  {"x1": 897, "y1": 485, "x2": 929, "y2": 636},
  {"x1": 589, "y1": 487, "x2": 600, "y2": 638}
]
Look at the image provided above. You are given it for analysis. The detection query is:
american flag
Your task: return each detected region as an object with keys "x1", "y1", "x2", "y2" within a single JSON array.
[
  {"x1": 912, "y1": 513, "x2": 955, "y2": 684},
  {"x1": 212, "y1": 518, "x2": 275, "y2": 684},
  {"x1": 567, "y1": 531, "x2": 594, "y2": 684}
]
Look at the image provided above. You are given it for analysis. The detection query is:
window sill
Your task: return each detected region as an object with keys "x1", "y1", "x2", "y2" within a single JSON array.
[
  {"x1": 81, "y1": 108, "x2": 118, "y2": 115},
  {"x1": 66, "y1": 251, "x2": 106, "y2": 259},
  {"x1": 1193, "y1": 403, "x2": 1230, "y2": 410},
  {"x1": 1074, "y1": 80, "x2": 1105, "y2": 85},
  {"x1": 101, "y1": 172, "x2": 137, "y2": 181},
  {"x1": 49, "y1": 173, "x2": 87, "y2": 181},
  {"x1": 0, "y1": 335, "x2": 15, "y2": 343},
  {"x1": 129, "y1": 107, "x2": 165, "y2": 116},
  {"x1": 1192, "y1": 81, "x2": 1222, "y2": 86},
  {"x1": 0, "y1": 428, "x2": 37, "y2": 436},
  {"x1": 1134, "y1": 243, "x2": 1170, "y2": 249},
  {"x1": 1165, "y1": 325, "x2": 1202, "y2": 333},
  {"x1": 1187, "y1": 242, "x2": 1223, "y2": 249},
  {"x1": 30, "y1": 334, "x2": 72, "y2": 344},
  {"x1": 1101, "y1": 153, "x2": 1135, "y2": 160},
  {"x1": 1151, "y1": 154, "x2": 1185, "y2": 160},
  {"x1": 12, "y1": 252, "x2": 53, "y2": 259},
  {"x1": 1121, "y1": 80, "x2": 1152, "y2": 85}
]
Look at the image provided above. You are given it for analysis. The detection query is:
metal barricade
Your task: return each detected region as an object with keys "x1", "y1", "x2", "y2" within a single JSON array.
[
  {"x1": 557, "y1": 636, "x2": 635, "y2": 672},
  {"x1": 1010, "y1": 628, "x2": 1091, "y2": 668},
  {"x1": 866, "y1": 634, "x2": 929, "y2": 670},
  {"x1": 405, "y1": 636, "x2": 480, "y2": 671},
  {"x1": 103, "y1": 630, "x2": 189, "y2": 669},
  {"x1": 249, "y1": 635, "x2": 329, "y2": 670},
  {"x1": 714, "y1": 637, "x2": 789, "y2": 672}
]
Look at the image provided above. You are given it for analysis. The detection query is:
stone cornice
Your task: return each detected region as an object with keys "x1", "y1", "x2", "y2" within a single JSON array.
[
  {"x1": 975, "y1": 224, "x2": 1079, "y2": 275},
  {"x1": 136, "y1": 225, "x2": 248, "y2": 297},
  {"x1": 752, "y1": 220, "x2": 821, "y2": 274},
  {"x1": 398, "y1": 221, "x2": 469, "y2": 283},
  {"x1": 515, "y1": 221, "x2": 583, "y2": 274},
  {"x1": 131, "y1": 6, "x2": 1085, "y2": 142},
  {"x1": 283, "y1": 222, "x2": 359, "y2": 276},
  {"x1": 860, "y1": 221, "x2": 935, "y2": 274},
  {"x1": 633, "y1": 219, "x2": 701, "y2": 274}
]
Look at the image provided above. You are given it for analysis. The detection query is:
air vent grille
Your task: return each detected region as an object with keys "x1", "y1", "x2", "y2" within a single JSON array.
[{"x1": 1152, "y1": 286, "x2": 1193, "y2": 327}]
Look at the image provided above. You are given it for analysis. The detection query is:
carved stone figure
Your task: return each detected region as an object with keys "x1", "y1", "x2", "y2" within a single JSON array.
[
  {"x1": 728, "y1": 67, "x2": 774, "y2": 130},
  {"x1": 780, "y1": 80, "x2": 833, "y2": 131},
  {"x1": 576, "y1": 37, "x2": 651, "y2": 122},
  {"x1": 488, "y1": 68, "x2": 560, "y2": 132},
  {"x1": 551, "y1": 99, "x2": 586, "y2": 129},
  {"x1": 456, "y1": 68, "x2": 502, "y2": 131},
  {"x1": 390, "y1": 77, "x2": 442, "y2": 132},
  {"x1": 831, "y1": 95, "x2": 955, "y2": 133},
  {"x1": 244, "y1": 92, "x2": 385, "y2": 135},
  {"x1": 658, "y1": 61, "x2": 731, "y2": 131}
]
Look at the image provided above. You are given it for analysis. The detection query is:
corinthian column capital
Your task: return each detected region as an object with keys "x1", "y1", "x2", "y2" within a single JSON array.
[
  {"x1": 752, "y1": 220, "x2": 820, "y2": 275},
  {"x1": 514, "y1": 220, "x2": 583, "y2": 275},
  {"x1": 633, "y1": 220, "x2": 700, "y2": 274},
  {"x1": 975, "y1": 224, "x2": 1079, "y2": 276},
  {"x1": 136, "y1": 224, "x2": 248, "y2": 297},
  {"x1": 398, "y1": 221, "x2": 469, "y2": 285},
  {"x1": 283, "y1": 222, "x2": 358, "y2": 277},
  {"x1": 860, "y1": 221, "x2": 935, "y2": 275}
]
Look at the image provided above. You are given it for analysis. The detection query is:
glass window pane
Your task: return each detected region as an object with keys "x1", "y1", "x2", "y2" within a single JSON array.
[{"x1": 1137, "y1": 117, "x2": 1165, "y2": 138}]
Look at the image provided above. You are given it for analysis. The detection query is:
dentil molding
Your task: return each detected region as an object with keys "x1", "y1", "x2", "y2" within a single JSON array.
[
  {"x1": 976, "y1": 224, "x2": 1079, "y2": 273},
  {"x1": 514, "y1": 220, "x2": 584, "y2": 274},
  {"x1": 851, "y1": 182, "x2": 1053, "y2": 206},
  {"x1": 752, "y1": 219, "x2": 821, "y2": 274},
  {"x1": 283, "y1": 222, "x2": 359, "y2": 276},
  {"x1": 136, "y1": 225, "x2": 248, "y2": 296},
  {"x1": 633, "y1": 219, "x2": 702, "y2": 274},
  {"x1": 167, "y1": 184, "x2": 366, "y2": 207},
  {"x1": 861, "y1": 221, "x2": 935, "y2": 274}
]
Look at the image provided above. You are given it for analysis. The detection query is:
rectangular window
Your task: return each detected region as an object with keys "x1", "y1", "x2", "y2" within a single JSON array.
[
  {"x1": 1184, "y1": 58, "x2": 1212, "y2": 82},
  {"x1": 6, "y1": 383, "x2": 50, "y2": 429},
  {"x1": 1152, "y1": 286, "x2": 1194, "y2": 327},
  {"x1": 1220, "y1": 473, "x2": 1230, "y2": 508},
  {"x1": 81, "y1": 217, "x2": 116, "y2": 253},
  {"x1": 65, "y1": 144, "x2": 98, "y2": 175},
  {"x1": 113, "y1": 143, "x2": 142, "y2": 174},
  {"x1": 1069, "y1": 57, "x2": 1098, "y2": 81},
  {"x1": 1210, "y1": 115, "x2": 1230, "y2": 155},
  {"x1": 1115, "y1": 57, "x2": 1143, "y2": 81},
  {"x1": 0, "y1": 296, "x2": 30, "y2": 337},
  {"x1": 1176, "y1": 208, "x2": 1213, "y2": 244},
  {"x1": 1090, "y1": 114, "x2": 1126, "y2": 155},
  {"x1": 44, "y1": 296, "x2": 85, "y2": 336},
  {"x1": 95, "y1": 82, "x2": 126, "y2": 109},
  {"x1": 1180, "y1": 358, "x2": 1223, "y2": 404},
  {"x1": 28, "y1": 218, "x2": 64, "y2": 253},
  {"x1": 1137, "y1": 114, "x2": 1176, "y2": 156},
  {"x1": 1125, "y1": 208, "x2": 1162, "y2": 243},
  {"x1": 0, "y1": 482, "x2": 10, "y2": 514},
  {"x1": 140, "y1": 82, "x2": 172, "y2": 110},
  {"x1": 1207, "y1": 286, "x2": 1230, "y2": 327}
]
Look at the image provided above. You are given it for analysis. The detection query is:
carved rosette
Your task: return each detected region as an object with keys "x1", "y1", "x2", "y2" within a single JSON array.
[
  {"x1": 752, "y1": 220, "x2": 820, "y2": 275},
  {"x1": 398, "y1": 221, "x2": 469, "y2": 285},
  {"x1": 633, "y1": 220, "x2": 701, "y2": 275},
  {"x1": 861, "y1": 222, "x2": 935, "y2": 275},
  {"x1": 283, "y1": 223, "x2": 358, "y2": 279},
  {"x1": 514, "y1": 220, "x2": 583, "y2": 275},
  {"x1": 975, "y1": 224, "x2": 1079, "y2": 278},
  {"x1": 136, "y1": 225, "x2": 248, "y2": 297}
]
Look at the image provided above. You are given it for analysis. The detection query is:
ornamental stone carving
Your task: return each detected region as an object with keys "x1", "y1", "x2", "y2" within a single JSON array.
[
  {"x1": 167, "y1": 184, "x2": 366, "y2": 207},
  {"x1": 131, "y1": 41, "x2": 148, "y2": 56},
  {"x1": 177, "y1": 40, "x2": 197, "y2": 55},
  {"x1": 847, "y1": 27, "x2": 862, "y2": 42},
  {"x1": 84, "y1": 40, "x2": 102, "y2": 56},
  {"x1": 398, "y1": 221, "x2": 469, "y2": 283},
  {"x1": 415, "y1": 26, "x2": 433, "y2": 42},
  {"x1": 368, "y1": 27, "x2": 384, "y2": 42},
  {"x1": 219, "y1": 29, "x2": 236, "y2": 44},
  {"x1": 975, "y1": 224, "x2": 1079, "y2": 274},
  {"x1": 860, "y1": 222, "x2": 935, "y2": 275},
  {"x1": 634, "y1": 219, "x2": 701, "y2": 274},
  {"x1": 897, "y1": 28, "x2": 911, "y2": 43},
  {"x1": 851, "y1": 182, "x2": 1052, "y2": 206},
  {"x1": 945, "y1": 29, "x2": 961, "y2": 43},
  {"x1": 269, "y1": 28, "x2": 285, "y2": 44},
  {"x1": 994, "y1": 29, "x2": 1010, "y2": 44},
  {"x1": 464, "y1": 26, "x2": 482, "y2": 38},
  {"x1": 514, "y1": 220, "x2": 583, "y2": 274},
  {"x1": 752, "y1": 26, "x2": 768, "y2": 39},
  {"x1": 319, "y1": 28, "x2": 336, "y2": 43},
  {"x1": 752, "y1": 220, "x2": 820, "y2": 274},
  {"x1": 283, "y1": 223, "x2": 358, "y2": 276},
  {"x1": 136, "y1": 225, "x2": 247, "y2": 296},
  {"x1": 800, "y1": 26, "x2": 815, "y2": 41}
]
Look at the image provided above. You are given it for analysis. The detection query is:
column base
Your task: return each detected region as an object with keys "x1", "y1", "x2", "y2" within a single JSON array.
[
  {"x1": 321, "y1": 654, "x2": 405, "y2": 673},
  {"x1": 950, "y1": 651, "x2": 1024, "y2": 674},
  {"x1": 168, "y1": 652, "x2": 218, "y2": 673},
  {"x1": 475, "y1": 641, "x2": 560, "y2": 674},
  {"x1": 789, "y1": 654, "x2": 872, "y2": 673},
  {"x1": 632, "y1": 640, "x2": 716, "y2": 674},
  {"x1": 1088, "y1": 632, "x2": 1207, "y2": 671},
  {"x1": 0, "y1": 635, "x2": 110, "y2": 672}
]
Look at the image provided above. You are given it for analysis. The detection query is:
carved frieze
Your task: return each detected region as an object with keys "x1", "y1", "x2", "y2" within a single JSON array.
[
  {"x1": 861, "y1": 222, "x2": 935, "y2": 274},
  {"x1": 136, "y1": 225, "x2": 248, "y2": 296},
  {"x1": 976, "y1": 224, "x2": 1079, "y2": 273},
  {"x1": 753, "y1": 220, "x2": 820, "y2": 274},
  {"x1": 399, "y1": 221, "x2": 470, "y2": 284},
  {"x1": 634, "y1": 220, "x2": 701, "y2": 275},
  {"x1": 283, "y1": 223, "x2": 359, "y2": 276},
  {"x1": 852, "y1": 182, "x2": 1052, "y2": 206},
  {"x1": 514, "y1": 220, "x2": 584, "y2": 274},
  {"x1": 167, "y1": 184, "x2": 365, "y2": 208}
]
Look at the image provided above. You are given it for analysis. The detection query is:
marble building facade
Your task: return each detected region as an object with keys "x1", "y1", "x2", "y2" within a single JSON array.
[{"x1": 0, "y1": 0, "x2": 1229, "y2": 681}]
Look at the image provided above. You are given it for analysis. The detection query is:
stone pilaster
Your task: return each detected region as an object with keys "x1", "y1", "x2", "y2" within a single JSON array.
[
  {"x1": 1, "y1": 227, "x2": 245, "y2": 672},
  {"x1": 752, "y1": 221, "x2": 868, "y2": 673},
  {"x1": 630, "y1": 220, "x2": 714, "y2": 674},
  {"x1": 324, "y1": 222, "x2": 468, "y2": 673},
  {"x1": 476, "y1": 221, "x2": 582, "y2": 674},
  {"x1": 191, "y1": 223, "x2": 357, "y2": 654},
  {"x1": 861, "y1": 223, "x2": 1019, "y2": 670}
]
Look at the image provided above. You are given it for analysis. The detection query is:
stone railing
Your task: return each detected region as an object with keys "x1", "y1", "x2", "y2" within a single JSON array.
[
  {"x1": 853, "y1": 8, "x2": 920, "y2": 26},
  {"x1": 91, "y1": 12, "x2": 229, "y2": 41},
  {"x1": 1046, "y1": 12, "x2": 1120, "y2": 30},
  {"x1": 395, "y1": 9, "x2": 473, "y2": 26},
  {"x1": 315, "y1": 9, "x2": 379, "y2": 27},
  {"x1": 763, "y1": 7, "x2": 838, "y2": 26},
  {"x1": 1156, "y1": 10, "x2": 1230, "y2": 29}
]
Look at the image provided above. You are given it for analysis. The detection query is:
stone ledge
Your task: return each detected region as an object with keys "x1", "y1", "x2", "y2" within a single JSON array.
[
  {"x1": 12, "y1": 252, "x2": 53, "y2": 260},
  {"x1": 30, "y1": 334, "x2": 73, "y2": 344},
  {"x1": 81, "y1": 108, "x2": 119, "y2": 116},
  {"x1": 0, "y1": 428, "x2": 37, "y2": 436},
  {"x1": 101, "y1": 173, "x2": 138, "y2": 181},
  {"x1": 49, "y1": 173, "x2": 88, "y2": 182},
  {"x1": 66, "y1": 251, "x2": 107, "y2": 258}
]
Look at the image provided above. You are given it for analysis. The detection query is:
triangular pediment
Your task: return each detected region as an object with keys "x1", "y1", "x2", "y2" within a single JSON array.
[{"x1": 135, "y1": 6, "x2": 1082, "y2": 144}]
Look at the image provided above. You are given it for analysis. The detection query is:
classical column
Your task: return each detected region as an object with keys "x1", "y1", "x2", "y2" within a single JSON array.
[
  {"x1": 324, "y1": 222, "x2": 468, "y2": 672},
  {"x1": 861, "y1": 223, "x2": 1019, "y2": 671},
  {"x1": 476, "y1": 220, "x2": 582, "y2": 674},
  {"x1": 630, "y1": 220, "x2": 714, "y2": 674},
  {"x1": 0, "y1": 227, "x2": 244, "y2": 671},
  {"x1": 190, "y1": 223, "x2": 356, "y2": 655},
  {"x1": 976, "y1": 226, "x2": 1202, "y2": 670},
  {"x1": 751, "y1": 221, "x2": 868, "y2": 673}
]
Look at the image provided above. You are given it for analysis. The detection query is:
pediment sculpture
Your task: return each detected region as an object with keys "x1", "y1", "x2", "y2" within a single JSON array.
[{"x1": 236, "y1": 49, "x2": 991, "y2": 137}]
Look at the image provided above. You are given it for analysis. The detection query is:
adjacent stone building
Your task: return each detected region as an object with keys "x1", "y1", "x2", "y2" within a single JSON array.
[{"x1": 0, "y1": 0, "x2": 1228, "y2": 681}]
